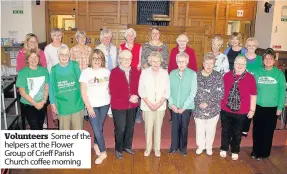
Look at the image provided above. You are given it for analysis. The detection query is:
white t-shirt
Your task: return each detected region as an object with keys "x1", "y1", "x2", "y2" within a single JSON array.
[
  {"x1": 79, "y1": 67, "x2": 110, "y2": 107},
  {"x1": 44, "y1": 43, "x2": 67, "y2": 73}
]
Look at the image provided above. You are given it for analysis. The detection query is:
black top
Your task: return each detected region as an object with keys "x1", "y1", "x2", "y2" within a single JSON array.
[{"x1": 227, "y1": 49, "x2": 241, "y2": 70}]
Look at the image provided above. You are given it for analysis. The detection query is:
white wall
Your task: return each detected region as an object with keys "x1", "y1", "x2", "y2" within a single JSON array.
[
  {"x1": 270, "y1": 1, "x2": 287, "y2": 51},
  {"x1": 1, "y1": 1, "x2": 33, "y2": 43},
  {"x1": 31, "y1": 1, "x2": 46, "y2": 42},
  {"x1": 254, "y1": 1, "x2": 275, "y2": 49}
]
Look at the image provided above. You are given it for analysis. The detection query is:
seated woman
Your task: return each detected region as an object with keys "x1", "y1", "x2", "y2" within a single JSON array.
[
  {"x1": 141, "y1": 27, "x2": 168, "y2": 69},
  {"x1": 194, "y1": 52, "x2": 224, "y2": 156},
  {"x1": 16, "y1": 33, "x2": 47, "y2": 72},
  {"x1": 109, "y1": 50, "x2": 141, "y2": 159},
  {"x1": 80, "y1": 49, "x2": 110, "y2": 164},
  {"x1": 139, "y1": 51, "x2": 170, "y2": 157},
  {"x1": 169, "y1": 52, "x2": 197, "y2": 156},
  {"x1": 220, "y1": 55, "x2": 257, "y2": 161},
  {"x1": 252, "y1": 48, "x2": 286, "y2": 160},
  {"x1": 168, "y1": 34, "x2": 197, "y2": 73},
  {"x1": 49, "y1": 47, "x2": 85, "y2": 130},
  {"x1": 70, "y1": 30, "x2": 92, "y2": 71},
  {"x1": 16, "y1": 49, "x2": 49, "y2": 130}
]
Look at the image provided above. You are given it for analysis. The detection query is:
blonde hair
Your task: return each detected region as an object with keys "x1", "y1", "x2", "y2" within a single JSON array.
[
  {"x1": 149, "y1": 27, "x2": 161, "y2": 41},
  {"x1": 100, "y1": 29, "x2": 113, "y2": 42},
  {"x1": 229, "y1": 32, "x2": 243, "y2": 47},
  {"x1": 26, "y1": 49, "x2": 41, "y2": 66},
  {"x1": 50, "y1": 28, "x2": 62, "y2": 36},
  {"x1": 57, "y1": 46, "x2": 70, "y2": 58},
  {"x1": 88, "y1": 49, "x2": 106, "y2": 68},
  {"x1": 245, "y1": 37, "x2": 258, "y2": 48},
  {"x1": 176, "y1": 34, "x2": 189, "y2": 43},
  {"x1": 75, "y1": 30, "x2": 87, "y2": 40},
  {"x1": 124, "y1": 28, "x2": 136, "y2": 39},
  {"x1": 176, "y1": 52, "x2": 189, "y2": 63},
  {"x1": 23, "y1": 33, "x2": 39, "y2": 54},
  {"x1": 119, "y1": 50, "x2": 132, "y2": 59},
  {"x1": 203, "y1": 52, "x2": 216, "y2": 63},
  {"x1": 212, "y1": 36, "x2": 224, "y2": 46},
  {"x1": 148, "y1": 51, "x2": 163, "y2": 65}
]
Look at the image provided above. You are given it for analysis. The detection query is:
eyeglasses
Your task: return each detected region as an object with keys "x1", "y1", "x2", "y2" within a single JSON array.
[
  {"x1": 121, "y1": 58, "x2": 131, "y2": 61},
  {"x1": 247, "y1": 45, "x2": 257, "y2": 48},
  {"x1": 177, "y1": 61, "x2": 187, "y2": 64},
  {"x1": 235, "y1": 63, "x2": 246, "y2": 66},
  {"x1": 93, "y1": 58, "x2": 103, "y2": 62},
  {"x1": 60, "y1": 54, "x2": 69, "y2": 58}
]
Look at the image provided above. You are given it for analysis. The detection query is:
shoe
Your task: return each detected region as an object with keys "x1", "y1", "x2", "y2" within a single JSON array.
[
  {"x1": 94, "y1": 144, "x2": 101, "y2": 156},
  {"x1": 256, "y1": 157, "x2": 262, "y2": 161},
  {"x1": 115, "y1": 151, "x2": 123, "y2": 159},
  {"x1": 196, "y1": 148, "x2": 204, "y2": 155},
  {"x1": 95, "y1": 152, "x2": 107, "y2": 164},
  {"x1": 220, "y1": 150, "x2": 227, "y2": 158},
  {"x1": 250, "y1": 152, "x2": 256, "y2": 159},
  {"x1": 232, "y1": 153, "x2": 239, "y2": 161},
  {"x1": 169, "y1": 149, "x2": 177, "y2": 154},
  {"x1": 180, "y1": 150, "x2": 187, "y2": 156},
  {"x1": 206, "y1": 149, "x2": 213, "y2": 156},
  {"x1": 242, "y1": 132, "x2": 248, "y2": 137},
  {"x1": 169, "y1": 119, "x2": 172, "y2": 122},
  {"x1": 135, "y1": 118, "x2": 142, "y2": 123},
  {"x1": 155, "y1": 150, "x2": 161, "y2": 157},
  {"x1": 144, "y1": 150, "x2": 151, "y2": 157},
  {"x1": 108, "y1": 114, "x2": 113, "y2": 118},
  {"x1": 122, "y1": 148, "x2": 135, "y2": 155}
]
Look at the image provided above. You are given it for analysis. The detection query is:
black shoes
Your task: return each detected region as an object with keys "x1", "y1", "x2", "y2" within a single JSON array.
[
  {"x1": 250, "y1": 152, "x2": 256, "y2": 159},
  {"x1": 242, "y1": 133, "x2": 248, "y2": 137},
  {"x1": 115, "y1": 151, "x2": 123, "y2": 159},
  {"x1": 180, "y1": 150, "x2": 187, "y2": 156},
  {"x1": 169, "y1": 149, "x2": 177, "y2": 154},
  {"x1": 122, "y1": 148, "x2": 135, "y2": 155}
]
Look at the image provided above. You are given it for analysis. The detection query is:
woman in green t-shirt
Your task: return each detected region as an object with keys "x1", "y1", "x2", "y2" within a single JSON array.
[
  {"x1": 16, "y1": 49, "x2": 49, "y2": 130},
  {"x1": 49, "y1": 46, "x2": 84, "y2": 130}
]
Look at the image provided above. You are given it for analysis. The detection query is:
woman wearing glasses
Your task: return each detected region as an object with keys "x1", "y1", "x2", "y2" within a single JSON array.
[{"x1": 80, "y1": 49, "x2": 110, "y2": 164}]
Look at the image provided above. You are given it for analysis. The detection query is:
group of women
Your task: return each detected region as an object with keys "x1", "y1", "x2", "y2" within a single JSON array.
[{"x1": 15, "y1": 27, "x2": 286, "y2": 165}]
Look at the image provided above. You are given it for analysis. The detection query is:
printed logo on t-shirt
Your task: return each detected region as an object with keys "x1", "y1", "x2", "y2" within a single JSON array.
[
  {"x1": 258, "y1": 76, "x2": 277, "y2": 84},
  {"x1": 88, "y1": 76, "x2": 109, "y2": 84},
  {"x1": 27, "y1": 76, "x2": 45, "y2": 101}
]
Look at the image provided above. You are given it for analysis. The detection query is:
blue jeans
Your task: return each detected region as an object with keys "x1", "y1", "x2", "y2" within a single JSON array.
[{"x1": 89, "y1": 104, "x2": 110, "y2": 152}]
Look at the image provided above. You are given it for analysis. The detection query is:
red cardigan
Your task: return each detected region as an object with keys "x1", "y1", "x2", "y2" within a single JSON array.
[
  {"x1": 120, "y1": 43, "x2": 141, "y2": 69},
  {"x1": 109, "y1": 67, "x2": 141, "y2": 110},
  {"x1": 168, "y1": 45, "x2": 198, "y2": 74}
]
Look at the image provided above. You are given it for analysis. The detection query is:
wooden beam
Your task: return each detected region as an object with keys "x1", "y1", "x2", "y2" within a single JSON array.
[
  {"x1": 45, "y1": 1, "x2": 50, "y2": 43},
  {"x1": 128, "y1": 0, "x2": 132, "y2": 24},
  {"x1": 75, "y1": 0, "x2": 79, "y2": 28},
  {"x1": 225, "y1": 5, "x2": 229, "y2": 36},
  {"x1": 117, "y1": 0, "x2": 121, "y2": 24},
  {"x1": 215, "y1": 4, "x2": 219, "y2": 34},
  {"x1": 185, "y1": 1, "x2": 189, "y2": 26},
  {"x1": 86, "y1": 0, "x2": 89, "y2": 31},
  {"x1": 173, "y1": 1, "x2": 178, "y2": 26}
]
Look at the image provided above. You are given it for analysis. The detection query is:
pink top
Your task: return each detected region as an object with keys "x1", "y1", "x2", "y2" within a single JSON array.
[
  {"x1": 221, "y1": 71, "x2": 257, "y2": 114},
  {"x1": 16, "y1": 48, "x2": 47, "y2": 72},
  {"x1": 70, "y1": 45, "x2": 92, "y2": 71}
]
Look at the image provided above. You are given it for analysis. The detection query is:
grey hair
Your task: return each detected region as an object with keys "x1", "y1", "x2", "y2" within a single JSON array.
[
  {"x1": 148, "y1": 51, "x2": 163, "y2": 65},
  {"x1": 119, "y1": 50, "x2": 132, "y2": 59},
  {"x1": 234, "y1": 55, "x2": 247, "y2": 64},
  {"x1": 57, "y1": 46, "x2": 70, "y2": 58},
  {"x1": 50, "y1": 28, "x2": 62, "y2": 36},
  {"x1": 176, "y1": 34, "x2": 189, "y2": 43},
  {"x1": 75, "y1": 30, "x2": 87, "y2": 40},
  {"x1": 176, "y1": 52, "x2": 189, "y2": 63},
  {"x1": 124, "y1": 28, "x2": 136, "y2": 39},
  {"x1": 100, "y1": 29, "x2": 113, "y2": 42},
  {"x1": 203, "y1": 52, "x2": 216, "y2": 63},
  {"x1": 245, "y1": 37, "x2": 258, "y2": 48}
]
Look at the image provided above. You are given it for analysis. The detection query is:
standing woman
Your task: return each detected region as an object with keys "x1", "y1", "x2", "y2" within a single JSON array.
[
  {"x1": 240, "y1": 37, "x2": 263, "y2": 137},
  {"x1": 211, "y1": 36, "x2": 229, "y2": 75},
  {"x1": 194, "y1": 53, "x2": 224, "y2": 156},
  {"x1": 139, "y1": 51, "x2": 170, "y2": 157},
  {"x1": 49, "y1": 47, "x2": 85, "y2": 130},
  {"x1": 168, "y1": 34, "x2": 197, "y2": 73},
  {"x1": 169, "y1": 52, "x2": 197, "y2": 156},
  {"x1": 44, "y1": 28, "x2": 67, "y2": 73},
  {"x1": 70, "y1": 30, "x2": 92, "y2": 71},
  {"x1": 141, "y1": 27, "x2": 169, "y2": 69},
  {"x1": 80, "y1": 49, "x2": 110, "y2": 164},
  {"x1": 220, "y1": 56, "x2": 257, "y2": 160},
  {"x1": 16, "y1": 49, "x2": 49, "y2": 130},
  {"x1": 252, "y1": 48, "x2": 286, "y2": 160},
  {"x1": 119, "y1": 28, "x2": 142, "y2": 70},
  {"x1": 109, "y1": 50, "x2": 141, "y2": 159},
  {"x1": 16, "y1": 33, "x2": 47, "y2": 72},
  {"x1": 224, "y1": 32, "x2": 247, "y2": 71}
]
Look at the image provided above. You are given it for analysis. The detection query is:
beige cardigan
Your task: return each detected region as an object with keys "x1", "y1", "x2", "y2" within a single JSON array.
[{"x1": 138, "y1": 67, "x2": 170, "y2": 111}]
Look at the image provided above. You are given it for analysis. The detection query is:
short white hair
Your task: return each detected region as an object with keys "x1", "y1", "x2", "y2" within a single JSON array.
[
  {"x1": 234, "y1": 55, "x2": 247, "y2": 64},
  {"x1": 125, "y1": 28, "x2": 136, "y2": 38},
  {"x1": 203, "y1": 52, "x2": 216, "y2": 63},
  {"x1": 176, "y1": 52, "x2": 189, "y2": 63},
  {"x1": 119, "y1": 50, "x2": 132, "y2": 59},
  {"x1": 245, "y1": 37, "x2": 258, "y2": 48},
  {"x1": 176, "y1": 34, "x2": 189, "y2": 43},
  {"x1": 57, "y1": 46, "x2": 70, "y2": 58},
  {"x1": 50, "y1": 28, "x2": 62, "y2": 37},
  {"x1": 75, "y1": 30, "x2": 86, "y2": 39},
  {"x1": 100, "y1": 29, "x2": 113, "y2": 42},
  {"x1": 148, "y1": 51, "x2": 163, "y2": 65}
]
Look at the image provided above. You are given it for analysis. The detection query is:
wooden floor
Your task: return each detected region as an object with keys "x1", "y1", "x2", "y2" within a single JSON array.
[{"x1": 12, "y1": 146, "x2": 287, "y2": 174}]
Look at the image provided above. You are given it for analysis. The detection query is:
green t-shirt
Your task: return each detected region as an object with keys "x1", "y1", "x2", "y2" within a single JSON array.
[
  {"x1": 16, "y1": 66, "x2": 49, "y2": 105},
  {"x1": 239, "y1": 54, "x2": 263, "y2": 75}
]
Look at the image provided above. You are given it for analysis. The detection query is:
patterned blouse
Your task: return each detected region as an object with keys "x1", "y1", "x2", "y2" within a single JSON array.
[
  {"x1": 194, "y1": 70, "x2": 224, "y2": 119},
  {"x1": 70, "y1": 45, "x2": 92, "y2": 71},
  {"x1": 141, "y1": 42, "x2": 169, "y2": 69}
]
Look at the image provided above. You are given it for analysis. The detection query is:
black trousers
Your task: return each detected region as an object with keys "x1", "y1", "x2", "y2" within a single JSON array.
[
  {"x1": 220, "y1": 110, "x2": 246, "y2": 153},
  {"x1": 112, "y1": 108, "x2": 136, "y2": 152},
  {"x1": 22, "y1": 103, "x2": 46, "y2": 130},
  {"x1": 170, "y1": 109, "x2": 192, "y2": 151},
  {"x1": 252, "y1": 105, "x2": 277, "y2": 158},
  {"x1": 242, "y1": 117, "x2": 252, "y2": 133}
]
